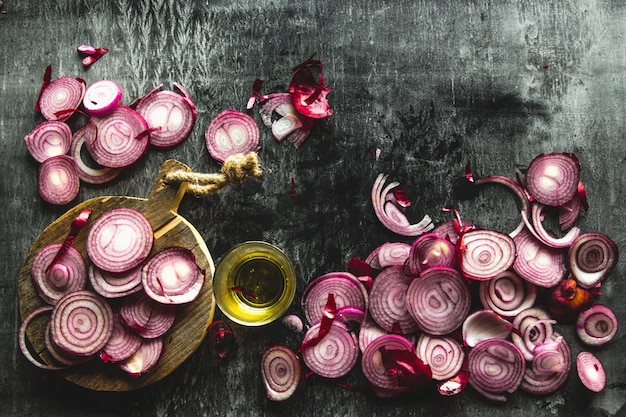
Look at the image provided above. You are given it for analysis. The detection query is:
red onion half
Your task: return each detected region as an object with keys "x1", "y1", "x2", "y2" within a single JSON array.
[
  {"x1": 525, "y1": 152, "x2": 581, "y2": 207},
  {"x1": 31, "y1": 243, "x2": 86, "y2": 305},
  {"x1": 368, "y1": 266, "x2": 419, "y2": 334},
  {"x1": 576, "y1": 304, "x2": 618, "y2": 346},
  {"x1": 83, "y1": 80, "x2": 123, "y2": 115},
  {"x1": 24, "y1": 120, "x2": 72, "y2": 163},
  {"x1": 261, "y1": 345, "x2": 302, "y2": 401},
  {"x1": 301, "y1": 321, "x2": 358, "y2": 379},
  {"x1": 479, "y1": 270, "x2": 537, "y2": 318},
  {"x1": 38, "y1": 75, "x2": 86, "y2": 121},
  {"x1": 205, "y1": 109, "x2": 260, "y2": 163},
  {"x1": 456, "y1": 228, "x2": 516, "y2": 281},
  {"x1": 568, "y1": 232, "x2": 618, "y2": 289},
  {"x1": 38, "y1": 155, "x2": 80, "y2": 205}
]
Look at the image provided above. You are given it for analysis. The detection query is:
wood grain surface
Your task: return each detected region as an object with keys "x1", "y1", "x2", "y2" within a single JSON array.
[{"x1": 1, "y1": 0, "x2": 625, "y2": 416}]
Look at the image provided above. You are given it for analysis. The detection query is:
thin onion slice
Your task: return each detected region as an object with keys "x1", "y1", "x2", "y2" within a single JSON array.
[
  {"x1": 358, "y1": 316, "x2": 388, "y2": 353},
  {"x1": 205, "y1": 109, "x2": 260, "y2": 163},
  {"x1": 141, "y1": 246, "x2": 204, "y2": 304},
  {"x1": 479, "y1": 270, "x2": 537, "y2": 318},
  {"x1": 44, "y1": 322, "x2": 93, "y2": 367},
  {"x1": 361, "y1": 333, "x2": 415, "y2": 396},
  {"x1": 407, "y1": 232, "x2": 456, "y2": 275},
  {"x1": 69, "y1": 124, "x2": 122, "y2": 184},
  {"x1": 416, "y1": 334, "x2": 464, "y2": 381},
  {"x1": 576, "y1": 304, "x2": 618, "y2": 346},
  {"x1": 31, "y1": 243, "x2": 87, "y2": 305},
  {"x1": 576, "y1": 351, "x2": 606, "y2": 392},
  {"x1": 288, "y1": 56, "x2": 334, "y2": 119},
  {"x1": 88, "y1": 263, "x2": 143, "y2": 298},
  {"x1": 258, "y1": 93, "x2": 313, "y2": 148},
  {"x1": 511, "y1": 307, "x2": 555, "y2": 361},
  {"x1": 24, "y1": 120, "x2": 72, "y2": 163},
  {"x1": 300, "y1": 321, "x2": 358, "y2": 379},
  {"x1": 512, "y1": 228, "x2": 566, "y2": 288},
  {"x1": 521, "y1": 203, "x2": 581, "y2": 248},
  {"x1": 568, "y1": 232, "x2": 618, "y2": 289},
  {"x1": 468, "y1": 339, "x2": 525, "y2": 401},
  {"x1": 82, "y1": 80, "x2": 123, "y2": 115},
  {"x1": 119, "y1": 293, "x2": 176, "y2": 339},
  {"x1": 462, "y1": 310, "x2": 514, "y2": 348},
  {"x1": 100, "y1": 314, "x2": 142, "y2": 363},
  {"x1": 261, "y1": 345, "x2": 302, "y2": 401},
  {"x1": 38, "y1": 155, "x2": 80, "y2": 205},
  {"x1": 19, "y1": 306, "x2": 69, "y2": 371},
  {"x1": 521, "y1": 333, "x2": 571, "y2": 395},
  {"x1": 456, "y1": 228, "x2": 516, "y2": 281},
  {"x1": 86, "y1": 207, "x2": 154, "y2": 274},
  {"x1": 119, "y1": 336, "x2": 163, "y2": 378},
  {"x1": 38, "y1": 76, "x2": 86, "y2": 121},
  {"x1": 525, "y1": 152, "x2": 581, "y2": 207},
  {"x1": 368, "y1": 266, "x2": 419, "y2": 334}
]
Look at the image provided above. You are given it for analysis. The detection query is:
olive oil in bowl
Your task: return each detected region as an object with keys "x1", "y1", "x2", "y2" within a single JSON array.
[{"x1": 214, "y1": 241, "x2": 296, "y2": 326}]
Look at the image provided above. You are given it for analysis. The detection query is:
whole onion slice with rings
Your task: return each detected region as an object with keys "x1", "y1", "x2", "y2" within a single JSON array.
[
  {"x1": 576, "y1": 351, "x2": 606, "y2": 392},
  {"x1": 301, "y1": 271, "x2": 368, "y2": 326},
  {"x1": 86, "y1": 207, "x2": 154, "y2": 274},
  {"x1": 521, "y1": 334, "x2": 571, "y2": 395},
  {"x1": 119, "y1": 336, "x2": 164, "y2": 378},
  {"x1": 69, "y1": 124, "x2": 122, "y2": 184},
  {"x1": 119, "y1": 293, "x2": 176, "y2": 339},
  {"x1": 568, "y1": 232, "x2": 618, "y2": 289},
  {"x1": 416, "y1": 334, "x2": 464, "y2": 381},
  {"x1": 576, "y1": 304, "x2": 618, "y2": 346},
  {"x1": 38, "y1": 155, "x2": 80, "y2": 205},
  {"x1": 468, "y1": 338, "x2": 525, "y2": 402},
  {"x1": 405, "y1": 266, "x2": 471, "y2": 335},
  {"x1": 261, "y1": 345, "x2": 302, "y2": 401},
  {"x1": 31, "y1": 243, "x2": 86, "y2": 305},
  {"x1": 372, "y1": 174, "x2": 434, "y2": 237},
  {"x1": 524, "y1": 152, "x2": 580, "y2": 207},
  {"x1": 38, "y1": 75, "x2": 86, "y2": 121},
  {"x1": 456, "y1": 228, "x2": 516, "y2": 281},
  {"x1": 361, "y1": 333, "x2": 416, "y2": 397},
  {"x1": 85, "y1": 106, "x2": 150, "y2": 169},
  {"x1": 300, "y1": 321, "x2": 358, "y2": 379},
  {"x1": 511, "y1": 307, "x2": 556, "y2": 361},
  {"x1": 88, "y1": 263, "x2": 142, "y2": 299},
  {"x1": 50, "y1": 290, "x2": 114, "y2": 357},
  {"x1": 82, "y1": 80, "x2": 123, "y2": 116},
  {"x1": 24, "y1": 120, "x2": 72, "y2": 163},
  {"x1": 479, "y1": 270, "x2": 536, "y2": 318},
  {"x1": 368, "y1": 266, "x2": 419, "y2": 334},
  {"x1": 134, "y1": 82, "x2": 196, "y2": 148},
  {"x1": 512, "y1": 228, "x2": 566, "y2": 288},
  {"x1": 205, "y1": 109, "x2": 260, "y2": 163},
  {"x1": 100, "y1": 314, "x2": 142, "y2": 363},
  {"x1": 407, "y1": 232, "x2": 456, "y2": 275},
  {"x1": 141, "y1": 246, "x2": 204, "y2": 305}
]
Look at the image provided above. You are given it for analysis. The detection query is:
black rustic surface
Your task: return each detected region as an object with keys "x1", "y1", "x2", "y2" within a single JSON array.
[{"x1": 1, "y1": 0, "x2": 625, "y2": 416}]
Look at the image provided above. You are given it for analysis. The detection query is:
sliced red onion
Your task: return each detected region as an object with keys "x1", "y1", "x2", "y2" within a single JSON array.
[
  {"x1": 38, "y1": 76, "x2": 86, "y2": 121},
  {"x1": 44, "y1": 322, "x2": 93, "y2": 367},
  {"x1": 69, "y1": 124, "x2": 123, "y2": 184},
  {"x1": 46, "y1": 209, "x2": 91, "y2": 273},
  {"x1": 335, "y1": 306, "x2": 367, "y2": 329},
  {"x1": 407, "y1": 232, "x2": 456, "y2": 275},
  {"x1": 19, "y1": 306, "x2": 69, "y2": 371},
  {"x1": 368, "y1": 266, "x2": 419, "y2": 334},
  {"x1": 462, "y1": 310, "x2": 514, "y2": 348},
  {"x1": 119, "y1": 293, "x2": 176, "y2": 339},
  {"x1": 258, "y1": 93, "x2": 313, "y2": 148},
  {"x1": 301, "y1": 272, "x2": 368, "y2": 326},
  {"x1": 85, "y1": 106, "x2": 150, "y2": 168},
  {"x1": 50, "y1": 290, "x2": 114, "y2": 357},
  {"x1": 358, "y1": 316, "x2": 388, "y2": 353},
  {"x1": 521, "y1": 333, "x2": 571, "y2": 395},
  {"x1": 468, "y1": 339, "x2": 525, "y2": 401},
  {"x1": 576, "y1": 351, "x2": 606, "y2": 392},
  {"x1": 24, "y1": 120, "x2": 72, "y2": 163},
  {"x1": 100, "y1": 314, "x2": 142, "y2": 363},
  {"x1": 83, "y1": 80, "x2": 123, "y2": 115},
  {"x1": 31, "y1": 243, "x2": 86, "y2": 305},
  {"x1": 281, "y1": 314, "x2": 304, "y2": 333},
  {"x1": 80, "y1": 47, "x2": 109, "y2": 68},
  {"x1": 456, "y1": 228, "x2": 516, "y2": 281},
  {"x1": 576, "y1": 304, "x2": 618, "y2": 346},
  {"x1": 38, "y1": 155, "x2": 80, "y2": 205},
  {"x1": 86, "y1": 207, "x2": 154, "y2": 274},
  {"x1": 141, "y1": 246, "x2": 204, "y2": 305},
  {"x1": 512, "y1": 228, "x2": 566, "y2": 288},
  {"x1": 246, "y1": 78, "x2": 264, "y2": 110},
  {"x1": 361, "y1": 333, "x2": 415, "y2": 396},
  {"x1": 134, "y1": 82, "x2": 197, "y2": 148},
  {"x1": 288, "y1": 56, "x2": 334, "y2": 119},
  {"x1": 416, "y1": 334, "x2": 464, "y2": 381},
  {"x1": 531, "y1": 337, "x2": 566, "y2": 374},
  {"x1": 479, "y1": 270, "x2": 537, "y2": 318},
  {"x1": 511, "y1": 307, "x2": 555, "y2": 361},
  {"x1": 559, "y1": 181, "x2": 588, "y2": 230},
  {"x1": 261, "y1": 345, "x2": 302, "y2": 401},
  {"x1": 88, "y1": 264, "x2": 143, "y2": 298},
  {"x1": 405, "y1": 266, "x2": 471, "y2": 335},
  {"x1": 437, "y1": 371, "x2": 470, "y2": 396},
  {"x1": 568, "y1": 232, "x2": 618, "y2": 289},
  {"x1": 372, "y1": 174, "x2": 434, "y2": 237},
  {"x1": 522, "y1": 203, "x2": 581, "y2": 248},
  {"x1": 205, "y1": 109, "x2": 260, "y2": 163},
  {"x1": 300, "y1": 321, "x2": 358, "y2": 379},
  {"x1": 119, "y1": 336, "x2": 163, "y2": 377},
  {"x1": 365, "y1": 242, "x2": 411, "y2": 269},
  {"x1": 524, "y1": 152, "x2": 580, "y2": 207}
]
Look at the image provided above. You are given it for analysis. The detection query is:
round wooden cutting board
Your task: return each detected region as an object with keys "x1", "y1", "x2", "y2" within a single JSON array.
[{"x1": 18, "y1": 159, "x2": 216, "y2": 392}]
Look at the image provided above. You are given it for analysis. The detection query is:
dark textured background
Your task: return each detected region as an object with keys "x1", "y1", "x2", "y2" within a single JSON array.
[{"x1": 1, "y1": 0, "x2": 625, "y2": 416}]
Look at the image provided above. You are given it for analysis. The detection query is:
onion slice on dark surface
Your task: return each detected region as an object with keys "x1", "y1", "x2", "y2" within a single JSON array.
[
  {"x1": 407, "y1": 232, "x2": 456, "y2": 275},
  {"x1": 37, "y1": 155, "x2": 80, "y2": 205},
  {"x1": 86, "y1": 207, "x2": 154, "y2": 274},
  {"x1": 261, "y1": 345, "x2": 302, "y2": 401},
  {"x1": 258, "y1": 93, "x2": 313, "y2": 148},
  {"x1": 524, "y1": 152, "x2": 580, "y2": 207},
  {"x1": 70, "y1": 124, "x2": 122, "y2": 184},
  {"x1": 50, "y1": 290, "x2": 114, "y2": 357},
  {"x1": 38, "y1": 76, "x2": 86, "y2": 121},
  {"x1": 521, "y1": 333, "x2": 571, "y2": 395},
  {"x1": 456, "y1": 228, "x2": 516, "y2": 281},
  {"x1": 405, "y1": 266, "x2": 471, "y2": 335},
  {"x1": 368, "y1": 266, "x2": 419, "y2": 334},
  {"x1": 141, "y1": 246, "x2": 204, "y2": 304},
  {"x1": 512, "y1": 228, "x2": 566, "y2": 288},
  {"x1": 88, "y1": 264, "x2": 143, "y2": 298},
  {"x1": 416, "y1": 334, "x2": 464, "y2": 381},
  {"x1": 568, "y1": 232, "x2": 618, "y2": 289},
  {"x1": 119, "y1": 293, "x2": 176, "y2": 339},
  {"x1": 576, "y1": 351, "x2": 606, "y2": 392},
  {"x1": 85, "y1": 106, "x2": 150, "y2": 168},
  {"x1": 24, "y1": 120, "x2": 72, "y2": 163},
  {"x1": 576, "y1": 304, "x2": 618, "y2": 346},
  {"x1": 119, "y1": 336, "x2": 164, "y2": 378},
  {"x1": 82, "y1": 80, "x2": 123, "y2": 115},
  {"x1": 462, "y1": 310, "x2": 514, "y2": 348},
  {"x1": 300, "y1": 321, "x2": 359, "y2": 379},
  {"x1": 523, "y1": 203, "x2": 580, "y2": 248},
  {"x1": 31, "y1": 243, "x2": 87, "y2": 305},
  {"x1": 100, "y1": 314, "x2": 142, "y2": 363},
  {"x1": 468, "y1": 338, "x2": 525, "y2": 401},
  {"x1": 479, "y1": 270, "x2": 536, "y2": 318},
  {"x1": 511, "y1": 307, "x2": 555, "y2": 361},
  {"x1": 205, "y1": 109, "x2": 260, "y2": 163}
]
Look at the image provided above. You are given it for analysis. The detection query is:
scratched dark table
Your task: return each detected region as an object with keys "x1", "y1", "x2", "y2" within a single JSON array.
[{"x1": 1, "y1": 0, "x2": 625, "y2": 416}]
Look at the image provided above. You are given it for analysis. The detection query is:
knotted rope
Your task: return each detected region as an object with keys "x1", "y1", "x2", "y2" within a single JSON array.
[{"x1": 164, "y1": 152, "x2": 262, "y2": 195}]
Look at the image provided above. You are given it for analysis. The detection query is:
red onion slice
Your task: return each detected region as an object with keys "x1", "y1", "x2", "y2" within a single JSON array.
[
  {"x1": 100, "y1": 314, "x2": 142, "y2": 363},
  {"x1": 511, "y1": 307, "x2": 555, "y2": 361},
  {"x1": 69, "y1": 124, "x2": 122, "y2": 184},
  {"x1": 372, "y1": 174, "x2": 434, "y2": 237},
  {"x1": 568, "y1": 232, "x2": 618, "y2": 289},
  {"x1": 300, "y1": 321, "x2": 358, "y2": 379},
  {"x1": 522, "y1": 203, "x2": 581, "y2": 248},
  {"x1": 512, "y1": 228, "x2": 566, "y2": 288},
  {"x1": 361, "y1": 333, "x2": 415, "y2": 395},
  {"x1": 38, "y1": 155, "x2": 80, "y2": 205},
  {"x1": 433, "y1": 219, "x2": 473, "y2": 246},
  {"x1": 468, "y1": 339, "x2": 525, "y2": 400},
  {"x1": 86, "y1": 207, "x2": 154, "y2": 274},
  {"x1": 405, "y1": 266, "x2": 471, "y2": 335},
  {"x1": 576, "y1": 351, "x2": 606, "y2": 392},
  {"x1": 521, "y1": 333, "x2": 571, "y2": 395},
  {"x1": 358, "y1": 316, "x2": 388, "y2": 353},
  {"x1": 24, "y1": 120, "x2": 72, "y2": 163},
  {"x1": 456, "y1": 228, "x2": 516, "y2": 281},
  {"x1": 416, "y1": 334, "x2": 464, "y2": 381},
  {"x1": 368, "y1": 266, "x2": 419, "y2": 334},
  {"x1": 38, "y1": 76, "x2": 86, "y2": 121},
  {"x1": 288, "y1": 57, "x2": 334, "y2": 119},
  {"x1": 261, "y1": 345, "x2": 302, "y2": 401},
  {"x1": 88, "y1": 264, "x2": 143, "y2": 298},
  {"x1": 85, "y1": 106, "x2": 150, "y2": 168},
  {"x1": 83, "y1": 80, "x2": 123, "y2": 115},
  {"x1": 479, "y1": 270, "x2": 536, "y2": 318},
  {"x1": 141, "y1": 246, "x2": 204, "y2": 304},
  {"x1": 119, "y1": 336, "x2": 163, "y2": 377},
  {"x1": 50, "y1": 290, "x2": 114, "y2": 357},
  {"x1": 576, "y1": 304, "x2": 618, "y2": 346},
  {"x1": 462, "y1": 310, "x2": 514, "y2": 348},
  {"x1": 258, "y1": 93, "x2": 313, "y2": 148},
  {"x1": 205, "y1": 109, "x2": 260, "y2": 163},
  {"x1": 19, "y1": 306, "x2": 70, "y2": 371},
  {"x1": 524, "y1": 152, "x2": 581, "y2": 207},
  {"x1": 559, "y1": 182, "x2": 587, "y2": 230},
  {"x1": 44, "y1": 322, "x2": 93, "y2": 367},
  {"x1": 376, "y1": 242, "x2": 411, "y2": 268},
  {"x1": 407, "y1": 232, "x2": 456, "y2": 275},
  {"x1": 119, "y1": 293, "x2": 176, "y2": 339},
  {"x1": 31, "y1": 243, "x2": 87, "y2": 305}
]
